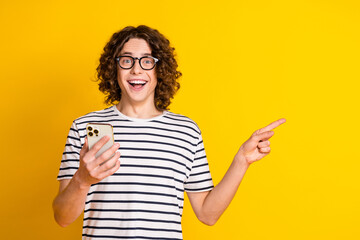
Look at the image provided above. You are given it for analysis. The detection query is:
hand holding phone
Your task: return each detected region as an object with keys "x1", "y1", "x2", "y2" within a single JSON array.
[{"x1": 74, "y1": 123, "x2": 120, "y2": 187}]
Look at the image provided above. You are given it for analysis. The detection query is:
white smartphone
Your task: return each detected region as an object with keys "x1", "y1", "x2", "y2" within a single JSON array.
[{"x1": 86, "y1": 123, "x2": 115, "y2": 159}]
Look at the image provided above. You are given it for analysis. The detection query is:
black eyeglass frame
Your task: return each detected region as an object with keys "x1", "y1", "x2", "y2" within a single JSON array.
[{"x1": 115, "y1": 56, "x2": 159, "y2": 70}]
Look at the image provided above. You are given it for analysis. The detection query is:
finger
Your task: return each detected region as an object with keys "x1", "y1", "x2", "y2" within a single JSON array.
[
  {"x1": 97, "y1": 158, "x2": 121, "y2": 180},
  {"x1": 93, "y1": 151, "x2": 121, "y2": 175},
  {"x1": 253, "y1": 131, "x2": 274, "y2": 142},
  {"x1": 258, "y1": 118, "x2": 286, "y2": 134},
  {"x1": 88, "y1": 135, "x2": 111, "y2": 155},
  {"x1": 91, "y1": 142, "x2": 120, "y2": 168},
  {"x1": 258, "y1": 140, "x2": 270, "y2": 148},
  {"x1": 80, "y1": 137, "x2": 89, "y2": 159},
  {"x1": 258, "y1": 147, "x2": 271, "y2": 153}
]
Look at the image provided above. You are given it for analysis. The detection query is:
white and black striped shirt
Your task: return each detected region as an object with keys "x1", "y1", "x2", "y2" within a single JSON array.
[{"x1": 57, "y1": 106, "x2": 214, "y2": 240}]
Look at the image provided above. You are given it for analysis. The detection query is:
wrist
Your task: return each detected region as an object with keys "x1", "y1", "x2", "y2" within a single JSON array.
[
  {"x1": 72, "y1": 171, "x2": 92, "y2": 191},
  {"x1": 234, "y1": 152, "x2": 250, "y2": 169}
]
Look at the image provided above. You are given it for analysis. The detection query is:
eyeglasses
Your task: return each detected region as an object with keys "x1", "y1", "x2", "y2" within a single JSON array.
[{"x1": 115, "y1": 56, "x2": 159, "y2": 70}]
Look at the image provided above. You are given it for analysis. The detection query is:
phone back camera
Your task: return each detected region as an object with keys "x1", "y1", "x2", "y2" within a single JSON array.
[
  {"x1": 87, "y1": 126, "x2": 93, "y2": 131},
  {"x1": 88, "y1": 132, "x2": 93, "y2": 137}
]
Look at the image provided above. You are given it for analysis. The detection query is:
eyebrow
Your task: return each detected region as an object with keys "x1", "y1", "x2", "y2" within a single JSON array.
[{"x1": 121, "y1": 52, "x2": 152, "y2": 56}]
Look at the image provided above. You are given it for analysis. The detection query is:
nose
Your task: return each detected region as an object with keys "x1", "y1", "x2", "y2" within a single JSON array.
[{"x1": 130, "y1": 59, "x2": 143, "y2": 75}]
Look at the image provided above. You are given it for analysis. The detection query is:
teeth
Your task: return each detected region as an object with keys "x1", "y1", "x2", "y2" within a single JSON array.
[{"x1": 128, "y1": 80, "x2": 147, "y2": 84}]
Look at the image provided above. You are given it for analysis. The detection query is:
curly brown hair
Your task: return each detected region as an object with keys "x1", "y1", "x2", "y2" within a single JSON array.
[{"x1": 96, "y1": 25, "x2": 181, "y2": 111}]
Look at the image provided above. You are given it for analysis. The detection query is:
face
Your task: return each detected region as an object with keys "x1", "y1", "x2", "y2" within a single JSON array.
[{"x1": 117, "y1": 38, "x2": 157, "y2": 107}]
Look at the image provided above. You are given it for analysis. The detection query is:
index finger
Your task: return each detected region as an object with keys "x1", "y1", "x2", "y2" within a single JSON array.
[
  {"x1": 258, "y1": 118, "x2": 286, "y2": 133},
  {"x1": 88, "y1": 135, "x2": 111, "y2": 154}
]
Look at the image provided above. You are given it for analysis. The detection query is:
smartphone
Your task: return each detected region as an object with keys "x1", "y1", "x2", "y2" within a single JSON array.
[{"x1": 86, "y1": 123, "x2": 115, "y2": 159}]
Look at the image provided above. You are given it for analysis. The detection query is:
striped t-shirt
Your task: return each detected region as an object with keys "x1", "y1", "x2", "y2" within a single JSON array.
[{"x1": 57, "y1": 105, "x2": 214, "y2": 240}]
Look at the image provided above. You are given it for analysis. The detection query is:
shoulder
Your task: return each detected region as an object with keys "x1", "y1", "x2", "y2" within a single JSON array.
[
  {"x1": 162, "y1": 111, "x2": 201, "y2": 135},
  {"x1": 72, "y1": 106, "x2": 117, "y2": 125}
]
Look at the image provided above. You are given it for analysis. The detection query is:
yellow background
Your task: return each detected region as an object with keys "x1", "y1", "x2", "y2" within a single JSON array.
[{"x1": 1, "y1": 0, "x2": 359, "y2": 239}]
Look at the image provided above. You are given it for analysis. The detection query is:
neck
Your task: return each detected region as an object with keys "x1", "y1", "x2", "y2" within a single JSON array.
[{"x1": 116, "y1": 99, "x2": 163, "y2": 119}]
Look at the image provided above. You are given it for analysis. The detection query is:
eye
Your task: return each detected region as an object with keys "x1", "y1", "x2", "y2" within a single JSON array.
[
  {"x1": 122, "y1": 58, "x2": 132, "y2": 64},
  {"x1": 143, "y1": 58, "x2": 154, "y2": 65}
]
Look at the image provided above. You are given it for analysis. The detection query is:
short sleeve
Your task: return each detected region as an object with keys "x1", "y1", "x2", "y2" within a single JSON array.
[
  {"x1": 184, "y1": 133, "x2": 214, "y2": 192},
  {"x1": 57, "y1": 121, "x2": 82, "y2": 180}
]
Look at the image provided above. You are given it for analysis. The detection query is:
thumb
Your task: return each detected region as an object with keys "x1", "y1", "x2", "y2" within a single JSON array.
[{"x1": 80, "y1": 137, "x2": 89, "y2": 158}]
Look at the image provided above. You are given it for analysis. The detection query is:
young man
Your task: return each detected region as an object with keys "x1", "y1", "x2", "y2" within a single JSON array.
[{"x1": 53, "y1": 25, "x2": 286, "y2": 240}]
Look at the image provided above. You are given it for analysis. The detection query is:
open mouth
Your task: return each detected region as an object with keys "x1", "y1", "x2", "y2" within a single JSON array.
[{"x1": 127, "y1": 80, "x2": 147, "y2": 90}]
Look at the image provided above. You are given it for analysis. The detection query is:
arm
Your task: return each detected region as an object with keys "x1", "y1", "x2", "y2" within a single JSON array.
[
  {"x1": 187, "y1": 118, "x2": 286, "y2": 226},
  {"x1": 52, "y1": 136, "x2": 121, "y2": 227}
]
